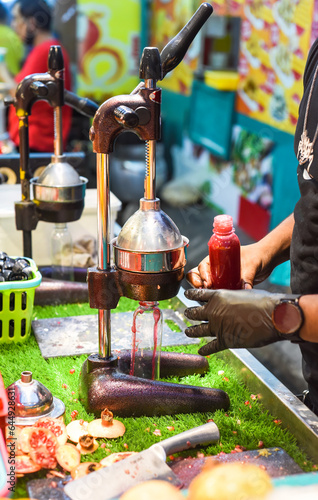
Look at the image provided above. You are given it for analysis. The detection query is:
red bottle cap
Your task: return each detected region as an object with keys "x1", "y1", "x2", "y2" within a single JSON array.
[{"x1": 213, "y1": 215, "x2": 233, "y2": 233}]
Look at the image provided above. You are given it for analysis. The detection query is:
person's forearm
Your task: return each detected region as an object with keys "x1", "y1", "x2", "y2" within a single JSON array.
[
  {"x1": 299, "y1": 295, "x2": 318, "y2": 342},
  {"x1": 253, "y1": 213, "x2": 294, "y2": 267}
]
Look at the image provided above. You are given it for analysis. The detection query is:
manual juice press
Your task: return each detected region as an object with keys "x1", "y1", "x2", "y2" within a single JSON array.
[
  {"x1": 6, "y1": 45, "x2": 98, "y2": 260},
  {"x1": 80, "y1": 3, "x2": 230, "y2": 417}
]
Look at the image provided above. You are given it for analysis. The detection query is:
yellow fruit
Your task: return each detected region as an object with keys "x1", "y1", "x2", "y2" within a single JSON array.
[
  {"x1": 120, "y1": 480, "x2": 184, "y2": 500},
  {"x1": 188, "y1": 462, "x2": 273, "y2": 500}
]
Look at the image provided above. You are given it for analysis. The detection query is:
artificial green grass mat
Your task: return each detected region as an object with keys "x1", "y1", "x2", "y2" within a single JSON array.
[{"x1": 0, "y1": 297, "x2": 316, "y2": 498}]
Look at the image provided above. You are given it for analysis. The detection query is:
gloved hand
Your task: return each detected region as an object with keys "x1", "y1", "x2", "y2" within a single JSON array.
[{"x1": 184, "y1": 288, "x2": 302, "y2": 356}]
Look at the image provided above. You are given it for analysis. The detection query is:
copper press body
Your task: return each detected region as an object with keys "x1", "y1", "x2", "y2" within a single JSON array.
[{"x1": 79, "y1": 4, "x2": 230, "y2": 417}]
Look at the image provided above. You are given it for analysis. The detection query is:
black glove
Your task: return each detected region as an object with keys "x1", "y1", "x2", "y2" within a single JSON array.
[{"x1": 184, "y1": 288, "x2": 303, "y2": 356}]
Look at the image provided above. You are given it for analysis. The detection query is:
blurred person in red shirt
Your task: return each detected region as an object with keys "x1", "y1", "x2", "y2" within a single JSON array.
[{"x1": 4, "y1": 0, "x2": 72, "y2": 152}]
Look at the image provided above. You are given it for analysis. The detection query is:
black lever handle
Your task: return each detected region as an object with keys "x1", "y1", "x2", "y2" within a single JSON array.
[
  {"x1": 64, "y1": 89, "x2": 99, "y2": 117},
  {"x1": 160, "y1": 2, "x2": 213, "y2": 79}
]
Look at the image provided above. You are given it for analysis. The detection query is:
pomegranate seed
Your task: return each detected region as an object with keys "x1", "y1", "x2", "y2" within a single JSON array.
[
  {"x1": 234, "y1": 445, "x2": 245, "y2": 452},
  {"x1": 71, "y1": 410, "x2": 78, "y2": 420}
]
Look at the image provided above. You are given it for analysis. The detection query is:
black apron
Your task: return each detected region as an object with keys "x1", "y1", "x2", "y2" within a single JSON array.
[{"x1": 291, "y1": 38, "x2": 318, "y2": 414}]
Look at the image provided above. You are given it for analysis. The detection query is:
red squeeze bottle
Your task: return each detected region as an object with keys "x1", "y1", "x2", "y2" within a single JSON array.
[{"x1": 208, "y1": 214, "x2": 241, "y2": 289}]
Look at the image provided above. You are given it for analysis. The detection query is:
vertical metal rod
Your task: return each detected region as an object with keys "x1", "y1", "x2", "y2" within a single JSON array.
[
  {"x1": 19, "y1": 114, "x2": 32, "y2": 257},
  {"x1": 0, "y1": 100, "x2": 6, "y2": 136},
  {"x1": 19, "y1": 115, "x2": 30, "y2": 201},
  {"x1": 144, "y1": 78, "x2": 156, "y2": 200},
  {"x1": 54, "y1": 107, "x2": 63, "y2": 157},
  {"x1": 23, "y1": 231, "x2": 32, "y2": 259},
  {"x1": 145, "y1": 140, "x2": 156, "y2": 200},
  {"x1": 96, "y1": 153, "x2": 111, "y2": 358}
]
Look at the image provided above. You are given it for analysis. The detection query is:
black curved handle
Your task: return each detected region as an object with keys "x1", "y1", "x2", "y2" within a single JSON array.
[
  {"x1": 64, "y1": 89, "x2": 99, "y2": 117},
  {"x1": 160, "y1": 2, "x2": 213, "y2": 79}
]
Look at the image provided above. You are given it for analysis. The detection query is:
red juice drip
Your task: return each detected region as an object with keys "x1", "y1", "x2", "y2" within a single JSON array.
[
  {"x1": 208, "y1": 215, "x2": 241, "y2": 290},
  {"x1": 130, "y1": 305, "x2": 143, "y2": 376},
  {"x1": 152, "y1": 307, "x2": 161, "y2": 380}
]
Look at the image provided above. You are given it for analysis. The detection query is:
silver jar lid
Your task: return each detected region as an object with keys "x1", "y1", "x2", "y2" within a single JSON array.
[{"x1": 6, "y1": 371, "x2": 65, "y2": 426}]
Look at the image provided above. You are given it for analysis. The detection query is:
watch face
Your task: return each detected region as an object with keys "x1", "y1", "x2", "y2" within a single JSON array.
[{"x1": 272, "y1": 301, "x2": 303, "y2": 334}]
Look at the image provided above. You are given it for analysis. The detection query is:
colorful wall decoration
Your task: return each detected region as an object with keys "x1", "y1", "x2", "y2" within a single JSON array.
[
  {"x1": 150, "y1": 0, "x2": 204, "y2": 94},
  {"x1": 209, "y1": 0, "x2": 244, "y2": 16},
  {"x1": 150, "y1": 0, "x2": 315, "y2": 135},
  {"x1": 311, "y1": 0, "x2": 318, "y2": 44},
  {"x1": 77, "y1": 0, "x2": 141, "y2": 102},
  {"x1": 236, "y1": 0, "x2": 314, "y2": 134}
]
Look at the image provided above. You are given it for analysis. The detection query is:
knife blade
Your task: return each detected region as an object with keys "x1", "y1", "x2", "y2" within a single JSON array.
[{"x1": 64, "y1": 421, "x2": 219, "y2": 500}]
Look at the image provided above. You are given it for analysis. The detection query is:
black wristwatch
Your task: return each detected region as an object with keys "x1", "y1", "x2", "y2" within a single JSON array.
[{"x1": 272, "y1": 296, "x2": 304, "y2": 339}]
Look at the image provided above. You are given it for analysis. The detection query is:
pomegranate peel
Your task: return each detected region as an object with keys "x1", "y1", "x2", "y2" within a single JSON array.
[
  {"x1": 55, "y1": 443, "x2": 81, "y2": 472},
  {"x1": 66, "y1": 419, "x2": 89, "y2": 443},
  {"x1": 101, "y1": 408, "x2": 114, "y2": 426},
  {"x1": 18, "y1": 426, "x2": 35, "y2": 454},
  {"x1": 15, "y1": 455, "x2": 42, "y2": 474},
  {"x1": 71, "y1": 462, "x2": 103, "y2": 480},
  {"x1": 87, "y1": 418, "x2": 125, "y2": 438},
  {"x1": 76, "y1": 437, "x2": 99, "y2": 455}
]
